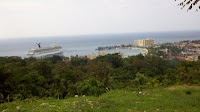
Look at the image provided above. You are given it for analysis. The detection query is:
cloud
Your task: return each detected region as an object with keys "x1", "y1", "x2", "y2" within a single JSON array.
[{"x1": 0, "y1": 1, "x2": 41, "y2": 12}]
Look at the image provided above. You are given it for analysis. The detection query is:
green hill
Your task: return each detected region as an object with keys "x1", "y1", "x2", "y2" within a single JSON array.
[{"x1": 1, "y1": 86, "x2": 200, "y2": 112}]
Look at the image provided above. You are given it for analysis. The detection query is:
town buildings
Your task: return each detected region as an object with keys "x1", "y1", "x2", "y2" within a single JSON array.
[
  {"x1": 88, "y1": 51, "x2": 107, "y2": 60},
  {"x1": 152, "y1": 40, "x2": 200, "y2": 62}
]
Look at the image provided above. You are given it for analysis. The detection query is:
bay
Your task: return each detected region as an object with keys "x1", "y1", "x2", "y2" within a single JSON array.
[{"x1": 0, "y1": 31, "x2": 200, "y2": 58}]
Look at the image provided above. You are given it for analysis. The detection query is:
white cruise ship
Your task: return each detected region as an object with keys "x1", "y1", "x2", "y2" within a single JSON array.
[{"x1": 26, "y1": 44, "x2": 63, "y2": 58}]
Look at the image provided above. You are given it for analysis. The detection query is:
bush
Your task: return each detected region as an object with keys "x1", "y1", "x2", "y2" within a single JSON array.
[{"x1": 78, "y1": 79, "x2": 105, "y2": 96}]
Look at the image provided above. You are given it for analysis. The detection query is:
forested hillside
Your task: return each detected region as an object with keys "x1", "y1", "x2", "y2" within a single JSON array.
[{"x1": 0, "y1": 54, "x2": 200, "y2": 103}]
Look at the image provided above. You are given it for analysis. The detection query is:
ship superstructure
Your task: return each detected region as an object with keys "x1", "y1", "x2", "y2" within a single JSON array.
[{"x1": 26, "y1": 44, "x2": 63, "y2": 58}]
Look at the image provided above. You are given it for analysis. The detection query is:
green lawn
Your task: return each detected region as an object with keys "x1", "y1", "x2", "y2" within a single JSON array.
[{"x1": 1, "y1": 86, "x2": 200, "y2": 112}]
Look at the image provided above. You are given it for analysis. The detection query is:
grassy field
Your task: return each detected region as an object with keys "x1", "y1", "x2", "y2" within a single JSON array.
[{"x1": 1, "y1": 86, "x2": 200, "y2": 112}]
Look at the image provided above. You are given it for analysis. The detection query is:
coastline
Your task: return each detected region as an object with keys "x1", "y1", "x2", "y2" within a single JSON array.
[
  {"x1": 131, "y1": 47, "x2": 148, "y2": 55},
  {"x1": 1, "y1": 31, "x2": 200, "y2": 57}
]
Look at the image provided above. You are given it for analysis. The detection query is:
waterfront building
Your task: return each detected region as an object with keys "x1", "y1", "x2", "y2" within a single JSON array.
[
  {"x1": 175, "y1": 56, "x2": 186, "y2": 61},
  {"x1": 118, "y1": 52, "x2": 124, "y2": 58},
  {"x1": 196, "y1": 50, "x2": 200, "y2": 54},
  {"x1": 98, "y1": 51, "x2": 106, "y2": 56},
  {"x1": 134, "y1": 38, "x2": 154, "y2": 47},
  {"x1": 192, "y1": 43, "x2": 200, "y2": 48},
  {"x1": 186, "y1": 55, "x2": 199, "y2": 61},
  {"x1": 69, "y1": 55, "x2": 74, "y2": 61},
  {"x1": 88, "y1": 53, "x2": 97, "y2": 60},
  {"x1": 159, "y1": 48, "x2": 169, "y2": 54}
]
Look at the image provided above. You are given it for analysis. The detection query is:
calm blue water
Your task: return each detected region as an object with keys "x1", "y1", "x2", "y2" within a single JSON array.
[{"x1": 0, "y1": 31, "x2": 200, "y2": 58}]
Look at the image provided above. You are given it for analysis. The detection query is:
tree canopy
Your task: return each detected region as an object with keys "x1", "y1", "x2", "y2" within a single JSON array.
[{"x1": 0, "y1": 54, "x2": 200, "y2": 103}]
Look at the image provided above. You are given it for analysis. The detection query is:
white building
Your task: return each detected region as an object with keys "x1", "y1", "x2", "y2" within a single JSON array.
[
  {"x1": 87, "y1": 53, "x2": 97, "y2": 60},
  {"x1": 118, "y1": 52, "x2": 124, "y2": 58},
  {"x1": 98, "y1": 51, "x2": 106, "y2": 56},
  {"x1": 134, "y1": 38, "x2": 154, "y2": 47}
]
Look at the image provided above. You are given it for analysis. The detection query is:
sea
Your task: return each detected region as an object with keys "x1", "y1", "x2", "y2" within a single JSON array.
[{"x1": 0, "y1": 31, "x2": 200, "y2": 58}]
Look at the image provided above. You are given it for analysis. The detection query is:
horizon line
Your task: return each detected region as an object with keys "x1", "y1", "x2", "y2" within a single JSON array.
[{"x1": 1, "y1": 30, "x2": 200, "y2": 40}]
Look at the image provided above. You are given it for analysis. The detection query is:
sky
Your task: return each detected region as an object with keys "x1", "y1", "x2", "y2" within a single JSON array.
[{"x1": 0, "y1": 0, "x2": 200, "y2": 39}]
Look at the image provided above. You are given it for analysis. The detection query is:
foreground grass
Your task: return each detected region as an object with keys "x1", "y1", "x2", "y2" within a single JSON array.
[{"x1": 1, "y1": 86, "x2": 200, "y2": 112}]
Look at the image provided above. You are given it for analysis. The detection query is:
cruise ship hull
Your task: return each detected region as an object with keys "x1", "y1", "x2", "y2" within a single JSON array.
[
  {"x1": 27, "y1": 51, "x2": 63, "y2": 59},
  {"x1": 26, "y1": 45, "x2": 63, "y2": 59}
]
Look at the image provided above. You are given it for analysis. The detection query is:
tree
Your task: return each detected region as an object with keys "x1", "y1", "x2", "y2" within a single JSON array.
[
  {"x1": 49, "y1": 55, "x2": 63, "y2": 64},
  {"x1": 95, "y1": 53, "x2": 123, "y2": 68},
  {"x1": 176, "y1": 0, "x2": 200, "y2": 11},
  {"x1": 133, "y1": 73, "x2": 148, "y2": 87},
  {"x1": 85, "y1": 61, "x2": 111, "y2": 82},
  {"x1": 51, "y1": 63, "x2": 77, "y2": 98},
  {"x1": 31, "y1": 60, "x2": 52, "y2": 78}
]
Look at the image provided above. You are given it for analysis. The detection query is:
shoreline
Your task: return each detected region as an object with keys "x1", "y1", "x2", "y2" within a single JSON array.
[{"x1": 131, "y1": 47, "x2": 148, "y2": 55}]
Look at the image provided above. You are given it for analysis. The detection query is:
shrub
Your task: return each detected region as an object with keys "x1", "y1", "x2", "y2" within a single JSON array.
[{"x1": 78, "y1": 79, "x2": 105, "y2": 96}]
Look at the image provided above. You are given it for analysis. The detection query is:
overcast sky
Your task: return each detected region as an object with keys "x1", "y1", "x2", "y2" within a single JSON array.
[{"x1": 0, "y1": 0, "x2": 200, "y2": 39}]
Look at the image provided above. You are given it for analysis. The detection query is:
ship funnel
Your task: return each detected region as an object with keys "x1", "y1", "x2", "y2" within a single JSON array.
[{"x1": 36, "y1": 43, "x2": 41, "y2": 48}]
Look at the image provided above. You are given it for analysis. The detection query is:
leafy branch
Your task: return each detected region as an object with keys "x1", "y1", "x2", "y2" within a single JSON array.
[{"x1": 175, "y1": 0, "x2": 200, "y2": 11}]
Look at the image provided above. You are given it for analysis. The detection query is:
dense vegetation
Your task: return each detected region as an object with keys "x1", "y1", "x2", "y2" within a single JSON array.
[{"x1": 0, "y1": 54, "x2": 200, "y2": 103}]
